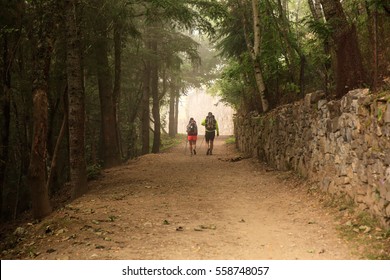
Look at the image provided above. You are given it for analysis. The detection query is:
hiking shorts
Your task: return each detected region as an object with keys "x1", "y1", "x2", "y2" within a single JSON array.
[
  {"x1": 187, "y1": 135, "x2": 197, "y2": 142},
  {"x1": 205, "y1": 131, "x2": 215, "y2": 142}
]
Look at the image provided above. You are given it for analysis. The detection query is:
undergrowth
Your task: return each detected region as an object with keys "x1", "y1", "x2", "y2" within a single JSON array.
[
  {"x1": 225, "y1": 136, "x2": 236, "y2": 144},
  {"x1": 160, "y1": 134, "x2": 184, "y2": 151}
]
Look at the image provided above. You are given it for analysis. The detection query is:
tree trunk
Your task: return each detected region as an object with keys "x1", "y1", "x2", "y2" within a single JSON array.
[
  {"x1": 174, "y1": 90, "x2": 179, "y2": 135},
  {"x1": 320, "y1": 0, "x2": 366, "y2": 98},
  {"x1": 113, "y1": 20, "x2": 123, "y2": 159},
  {"x1": 168, "y1": 84, "x2": 176, "y2": 137},
  {"x1": 251, "y1": 0, "x2": 269, "y2": 112},
  {"x1": 308, "y1": 0, "x2": 324, "y2": 20},
  {"x1": 365, "y1": 1, "x2": 378, "y2": 90},
  {"x1": 95, "y1": 19, "x2": 121, "y2": 168},
  {"x1": 151, "y1": 39, "x2": 160, "y2": 153},
  {"x1": 65, "y1": 0, "x2": 87, "y2": 199},
  {"x1": 27, "y1": 0, "x2": 57, "y2": 220},
  {"x1": 240, "y1": 0, "x2": 269, "y2": 112},
  {"x1": 141, "y1": 61, "x2": 151, "y2": 155},
  {"x1": 46, "y1": 109, "x2": 67, "y2": 194},
  {"x1": 28, "y1": 88, "x2": 52, "y2": 219},
  {"x1": 1, "y1": 34, "x2": 12, "y2": 221}
]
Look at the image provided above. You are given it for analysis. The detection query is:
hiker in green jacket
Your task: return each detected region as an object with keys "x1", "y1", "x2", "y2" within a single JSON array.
[{"x1": 201, "y1": 112, "x2": 219, "y2": 155}]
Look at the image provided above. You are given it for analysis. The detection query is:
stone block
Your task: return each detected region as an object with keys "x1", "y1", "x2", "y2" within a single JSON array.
[
  {"x1": 358, "y1": 170, "x2": 368, "y2": 183},
  {"x1": 344, "y1": 184, "x2": 353, "y2": 196},
  {"x1": 351, "y1": 129, "x2": 360, "y2": 140},
  {"x1": 345, "y1": 128, "x2": 353, "y2": 143},
  {"x1": 318, "y1": 99, "x2": 327, "y2": 110},
  {"x1": 357, "y1": 185, "x2": 368, "y2": 195},
  {"x1": 351, "y1": 99, "x2": 359, "y2": 113},
  {"x1": 385, "y1": 103, "x2": 390, "y2": 123},
  {"x1": 355, "y1": 194, "x2": 365, "y2": 203},
  {"x1": 327, "y1": 100, "x2": 341, "y2": 118},
  {"x1": 321, "y1": 177, "x2": 331, "y2": 191},
  {"x1": 386, "y1": 167, "x2": 390, "y2": 181},
  {"x1": 386, "y1": 190, "x2": 390, "y2": 202},
  {"x1": 376, "y1": 125, "x2": 383, "y2": 137},
  {"x1": 347, "y1": 88, "x2": 370, "y2": 98},
  {"x1": 304, "y1": 93, "x2": 312, "y2": 109},
  {"x1": 341, "y1": 95, "x2": 352, "y2": 112},
  {"x1": 331, "y1": 117, "x2": 340, "y2": 133},
  {"x1": 386, "y1": 204, "x2": 390, "y2": 217},
  {"x1": 383, "y1": 124, "x2": 390, "y2": 137}
]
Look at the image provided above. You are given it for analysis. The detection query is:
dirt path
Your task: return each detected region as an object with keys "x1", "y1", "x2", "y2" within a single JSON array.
[{"x1": 1, "y1": 136, "x2": 360, "y2": 260}]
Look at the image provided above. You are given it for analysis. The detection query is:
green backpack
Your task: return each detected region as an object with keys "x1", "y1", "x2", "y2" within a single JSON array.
[{"x1": 206, "y1": 115, "x2": 216, "y2": 130}]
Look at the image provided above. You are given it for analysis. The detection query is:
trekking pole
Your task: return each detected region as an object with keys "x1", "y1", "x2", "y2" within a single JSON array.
[{"x1": 199, "y1": 136, "x2": 204, "y2": 152}]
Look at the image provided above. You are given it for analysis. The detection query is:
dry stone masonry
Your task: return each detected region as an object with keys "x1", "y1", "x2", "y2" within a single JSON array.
[{"x1": 234, "y1": 89, "x2": 390, "y2": 227}]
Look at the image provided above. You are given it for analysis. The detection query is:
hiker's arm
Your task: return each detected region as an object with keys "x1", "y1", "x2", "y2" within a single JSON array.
[
  {"x1": 216, "y1": 121, "x2": 219, "y2": 136},
  {"x1": 201, "y1": 119, "x2": 206, "y2": 126}
]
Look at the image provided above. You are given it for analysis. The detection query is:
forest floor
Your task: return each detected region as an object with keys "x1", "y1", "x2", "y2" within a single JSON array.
[{"x1": 1, "y1": 136, "x2": 390, "y2": 260}]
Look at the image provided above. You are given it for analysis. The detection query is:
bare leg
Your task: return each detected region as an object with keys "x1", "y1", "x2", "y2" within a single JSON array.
[
  {"x1": 193, "y1": 141, "x2": 197, "y2": 155},
  {"x1": 210, "y1": 140, "x2": 214, "y2": 155}
]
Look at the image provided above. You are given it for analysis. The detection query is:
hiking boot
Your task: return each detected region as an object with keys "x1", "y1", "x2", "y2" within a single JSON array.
[
  {"x1": 206, "y1": 148, "x2": 210, "y2": 155},
  {"x1": 209, "y1": 150, "x2": 212, "y2": 155},
  {"x1": 193, "y1": 149, "x2": 196, "y2": 155}
]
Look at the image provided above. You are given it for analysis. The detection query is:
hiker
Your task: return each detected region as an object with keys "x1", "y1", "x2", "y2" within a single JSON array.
[
  {"x1": 201, "y1": 112, "x2": 219, "y2": 155},
  {"x1": 186, "y1": 117, "x2": 198, "y2": 156}
]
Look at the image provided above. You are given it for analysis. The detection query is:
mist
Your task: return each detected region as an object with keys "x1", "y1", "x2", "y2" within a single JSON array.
[{"x1": 176, "y1": 87, "x2": 235, "y2": 136}]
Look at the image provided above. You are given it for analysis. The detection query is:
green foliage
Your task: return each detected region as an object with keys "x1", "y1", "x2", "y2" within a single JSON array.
[
  {"x1": 377, "y1": 108, "x2": 383, "y2": 122},
  {"x1": 160, "y1": 133, "x2": 184, "y2": 151},
  {"x1": 225, "y1": 136, "x2": 235, "y2": 144},
  {"x1": 213, "y1": 0, "x2": 317, "y2": 112},
  {"x1": 147, "y1": 0, "x2": 227, "y2": 36},
  {"x1": 281, "y1": 82, "x2": 300, "y2": 95},
  {"x1": 87, "y1": 164, "x2": 102, "y2": 181},
  {"x1": 212, "y1": 60, "x2": 248, "y2": 109},
  {"x1": 303, "y1": 17, "x2": 332, "y2": 41}
]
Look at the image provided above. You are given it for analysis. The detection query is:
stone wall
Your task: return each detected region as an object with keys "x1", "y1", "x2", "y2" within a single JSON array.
[{"x1": 234, "y1": 89, "x2": 390, "y2": 227}]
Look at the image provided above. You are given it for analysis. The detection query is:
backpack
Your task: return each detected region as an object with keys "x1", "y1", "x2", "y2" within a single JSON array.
[
  {"x1": 206, "y1": 115, "x2": 216, "y2": 130},
  {"x1": 187, "y1": 121, "x2": 197, "y2": 135}
]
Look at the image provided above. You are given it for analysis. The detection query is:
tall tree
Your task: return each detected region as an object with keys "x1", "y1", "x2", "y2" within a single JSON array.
[
  {"x1": 26, "y1": 0, "x2": 56, "y2": 219},
  {"x1": 0, "y1": 33, "x2": 11, "y2": 221},
  {"x1": 240, "y1": 0, "x2": 269, "y2": 112},
  {"x1": 93, "y1": 1, "x2": 121, "y2": 168},
  {"x1": 150, "y1": 36, "x2": 161, "y2": 153},
  {"x1": 168, "y1": 80, "x2": 176, "y2": 137},
  {"x1": 113, "y1": 18, "x2": 123, "y2": 159},
  {"x1": 365, "y1": 0, "x2": 378, "y2": 90},
  {"x1": 141, "y1": 57, "x2": 151, "y2": 155},
  {"x1": 0, "y1": 0, "x2": 26, "y2": 221},
  {"x1": 320, "y1": 0, "x2": 366, "y2": 97},
  {"x1": 65, "y1": 0, "x2": 87, "y2": 199}
]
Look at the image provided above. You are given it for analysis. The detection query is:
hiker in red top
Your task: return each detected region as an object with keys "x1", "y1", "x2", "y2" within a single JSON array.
[{"x1": 186, "y1": 117, "x2": 198, "y2": 156}]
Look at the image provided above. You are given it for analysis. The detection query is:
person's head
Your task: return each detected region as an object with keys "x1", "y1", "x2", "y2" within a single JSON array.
[
  {"x1": 189, "y1": 117, "x2": 194, "y2": 123},
  {"x1": 208, "y1": 112, "x2": 212, "y2": 117}
]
